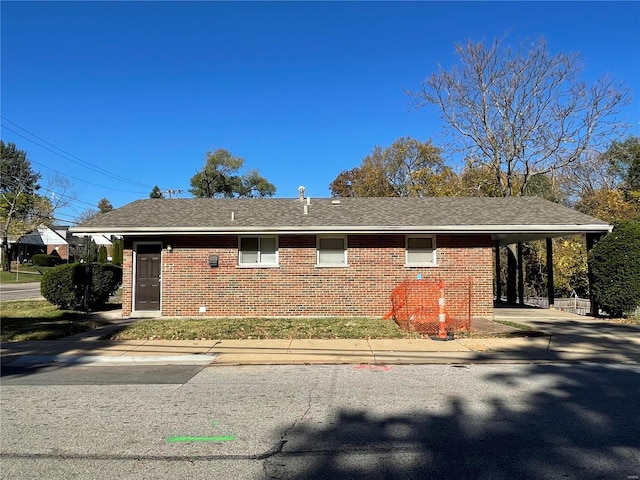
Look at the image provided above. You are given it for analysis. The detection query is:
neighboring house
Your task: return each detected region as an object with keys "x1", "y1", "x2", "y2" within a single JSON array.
[
  {"x1": 91, "y1": 234, "x2": 114, "y2": 258},
  {"x1": 13, "y1": 225, "x2": 114, "y2": 263},
  {"x1": 18, "y1": 225, "x2": 69, "y2": 261},
  {"x1": 66, "y1": 231, "x2": 114, "y2": 261},
  {"x1": 52, "y1": 225, "x2": 114, "y2": 261},
  {"x1": 70, "y1": 194, "x2": 611, "y2": 320}
]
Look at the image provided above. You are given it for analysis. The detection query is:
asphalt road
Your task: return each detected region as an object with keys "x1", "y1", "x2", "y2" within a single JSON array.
[
  {"x1": 0, "y1": 282, "x2": 44, "y2": 302},
  {"x1": 1, "y1": 363, "x2": 639, "y2": 479}
]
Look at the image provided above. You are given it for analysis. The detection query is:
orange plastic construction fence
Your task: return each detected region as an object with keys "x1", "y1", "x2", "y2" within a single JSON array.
[{"x1": 383, "y1": 278, "x2": 472, "y2": 336}]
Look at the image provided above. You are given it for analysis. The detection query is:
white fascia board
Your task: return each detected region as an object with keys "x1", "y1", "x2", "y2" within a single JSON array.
[
  {"x1": 70, "y1": 223, "x2": 612, "y2": 236},
  {"x1": 68, "y1": 230, "x2": 117, "y2": 238}
]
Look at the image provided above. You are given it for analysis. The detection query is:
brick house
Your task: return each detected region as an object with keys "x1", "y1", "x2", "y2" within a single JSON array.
[
  {"x1": 18, "y1": 225, "x2": 69, "y2": 262},
  {"x1": 70, "y1": 195, "x2": 611, "y2": 320}
]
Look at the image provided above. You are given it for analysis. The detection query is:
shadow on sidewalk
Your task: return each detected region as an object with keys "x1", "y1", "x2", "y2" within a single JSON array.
[{"x1": 0, "y1": 304, "x2": 140, "y2": 377}]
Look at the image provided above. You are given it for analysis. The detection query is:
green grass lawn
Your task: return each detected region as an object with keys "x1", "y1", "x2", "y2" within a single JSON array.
[
  {"x1": 0, "y1": 299, "x2": 419, "y2": 341},
  {"x1": 110, "y1": 317, "x2": 421, "y2": 341},
  {"x1": 0, "y1": 265, "x2": 47, "y2": 283},
  {"x1": 0, "y1": 300, "x2": 109, "y2": 341},
  {"x1": 5, "y1": 298, "x2": 634, "y2": 342},
  {"x1": 2, "y1": 262, "x2": 124, "y2": 284}
]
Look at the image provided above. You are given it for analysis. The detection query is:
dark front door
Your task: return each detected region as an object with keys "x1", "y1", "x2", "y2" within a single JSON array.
[{"x1": 135, "y1": 244, "x2": 161, "y2": 311}]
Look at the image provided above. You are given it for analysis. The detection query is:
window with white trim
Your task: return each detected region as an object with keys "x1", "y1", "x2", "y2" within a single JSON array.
[
  {"x1": 316, "y1": 235, "x2": 348, "y2": 266},
  {"x1": 406, "y1": 235, "x2": 437, "y2": 266},
  {"x1": 239, "y1": 236, "x2": 278, "y2": 266}
]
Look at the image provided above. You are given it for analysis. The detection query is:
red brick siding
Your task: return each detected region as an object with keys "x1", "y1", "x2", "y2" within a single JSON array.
[
  {"x1": 46, "y1": 244, "x2": 68, "y2": 261},
  {"x1": 121, "y1": 238, "x2": 134, "y2": 316},
  {"x1": 121, "y1": 234, "x2": 494, "y2": 318}
]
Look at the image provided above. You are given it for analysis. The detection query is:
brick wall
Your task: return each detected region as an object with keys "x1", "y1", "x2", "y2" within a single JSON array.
[
  {"x1": 46, "y1": 244, "x2": 68, "y2": 261},
  {"x1": 121, "y1": 234, "x2": 494, "y2": 318},
  {"x1": 122, "y1": 241, "x2": 134, "y2": 316}
]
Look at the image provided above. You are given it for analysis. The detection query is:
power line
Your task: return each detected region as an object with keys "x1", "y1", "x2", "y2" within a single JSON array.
[
  {"x1": 51, "y1": 212, "x2": 78, "y2": 221},
  {"x1": 0, "y1": 117, "x2": 152, "y2": 189},
  {"x1": 40, "y1": 186, "x2": 97, "y2": 209},
  {"x1": 30, "y1": 158, "x2": 148, "y2": 195},
  {"x1": 1, "y1": 118, "x2": 189, "y2": 222}
]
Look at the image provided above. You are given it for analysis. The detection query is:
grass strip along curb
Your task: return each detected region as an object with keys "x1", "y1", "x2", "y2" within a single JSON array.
[{"x1": 110, "y1": 317, "x2": 422, "y2": 341}]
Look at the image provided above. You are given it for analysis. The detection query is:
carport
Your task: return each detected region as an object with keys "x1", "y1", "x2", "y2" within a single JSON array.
[{"x1": 493, "y1": 225, "x2": 612, "y2": 315}]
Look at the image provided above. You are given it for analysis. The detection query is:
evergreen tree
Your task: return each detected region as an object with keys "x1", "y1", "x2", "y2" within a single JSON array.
[
  {"x1": 149, "y1": 186, "x2": 164, "y2": 198},
  {"x1": 97, "y1": 198, "x2": 113, "y2": 213},
  {"x1": 589, "y1": 222, "x2": 640, "y2": 317},
  {"x1": 111, "y1": 238, "x2": 123, "y2": 266}
]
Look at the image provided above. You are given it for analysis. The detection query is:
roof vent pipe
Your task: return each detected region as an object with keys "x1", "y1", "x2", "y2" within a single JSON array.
[
  {"x1": 298, "y1": 186, "x2": 305, "y2": 201},
  {"x1": 303, "y1": 204, "x2": 308, "y2": 215},
  {"x1": 231, "y1": 211, "x2": 235, "y2": 221}
]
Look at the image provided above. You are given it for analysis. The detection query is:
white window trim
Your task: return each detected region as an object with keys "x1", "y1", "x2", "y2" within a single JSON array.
[
  {"x1": 315, "y1": 234, "x2": 349, "y2": 268},
  {"x1": 238, "y1": 235, "x2": 279, "y2": 267},
  {"x1": 405, "y1": 235, "x2": 437, "y2": 267}
]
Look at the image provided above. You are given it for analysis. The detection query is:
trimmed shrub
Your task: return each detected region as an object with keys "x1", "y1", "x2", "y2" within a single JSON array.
[
  {"x1": 41, "y1": 263, "x2": 123, "y2": 310},
  {"x1": 89, "y1": 263, "x2": 123, "y2": 306},
  {"x1": 98, "y1": 245, "x2": 107, "y2": 263},
  {"x1": 31, "y1": 254, "x2": 62, "y2": 267},
  {"x1": 41, "y1": 263, "x2": 83, "y2": 310},
  {"x1": 112, "y1": 238, "x2": 123, "y2": 266},
  {"x1": 588, "y1": 221, "x2": 640, "y2": 317}
]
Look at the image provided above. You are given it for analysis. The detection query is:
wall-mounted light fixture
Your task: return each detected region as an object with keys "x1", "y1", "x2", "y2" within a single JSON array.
[{"x1": 166, "y1": 244, "x2": 173, "y2": 253}]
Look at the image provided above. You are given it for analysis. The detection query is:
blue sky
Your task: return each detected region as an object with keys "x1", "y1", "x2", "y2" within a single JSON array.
[{"x1": 2, "y1": 1, "x2": 639, "y2": 225}]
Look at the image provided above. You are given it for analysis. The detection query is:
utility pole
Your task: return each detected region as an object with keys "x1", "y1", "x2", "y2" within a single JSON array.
[
  {"x1": 84, "y1": 236, "x2": 90, "y2": 312},
  {"x1": 162, "y1": 189, "x2": 183, "y2": 199}
]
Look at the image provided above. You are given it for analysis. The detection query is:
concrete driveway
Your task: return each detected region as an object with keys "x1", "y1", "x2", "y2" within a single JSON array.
[{"x1": 493, "y1": 306, "x2": 640, "y2": 362}]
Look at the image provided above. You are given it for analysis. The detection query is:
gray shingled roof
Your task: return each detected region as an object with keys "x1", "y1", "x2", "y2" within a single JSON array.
[{"x1": 70, "y1": 197, "x2": 610, "y2": 242}]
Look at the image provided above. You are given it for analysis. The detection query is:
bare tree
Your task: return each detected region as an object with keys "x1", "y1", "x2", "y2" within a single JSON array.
[
  {"x1": 408, "y1": 37, "x2": 630, "y2": 197},
  {"x1": 566, "y1": 137, "x2": 640, "y2": 222},
  {"x1": 75, "y1": 208, "x2": 99, "y2": 225},
  {"x1": 559, "y1": 149, "x2": 616, "y2": 203},
  {"x1": 1, "y1": 140, "x2": 74, "y2": 270}
]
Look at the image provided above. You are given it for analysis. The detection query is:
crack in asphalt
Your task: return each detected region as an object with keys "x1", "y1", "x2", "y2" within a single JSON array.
[
  {"x1": 262, "y1": 377, "x2": 320, "y2": 479},
  {"x1": 0, "y1": 443, "x2": 288, "y2": 462}
]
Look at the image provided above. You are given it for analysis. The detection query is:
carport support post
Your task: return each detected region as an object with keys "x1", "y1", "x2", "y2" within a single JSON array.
[
  {"x1": 586, "y1": 232, "x2": 602, "y2": 317},
  {"x1": 507, "y1": 246, "x2": 517, "y2": 304},
  {"x1": 546, "y1": 238, "x2": 555, "y2": 309},
  {"x1": 495, "y1": 243, "x2": 501, "y2": 302},
  {"x1": 517, "y1": 242, "x2": 525, "y2": 306}
]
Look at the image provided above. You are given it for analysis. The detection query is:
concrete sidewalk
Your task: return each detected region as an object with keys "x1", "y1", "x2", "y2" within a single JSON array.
[{"x1": 2, "y1": 308, "x2": 639, "y2": 367}]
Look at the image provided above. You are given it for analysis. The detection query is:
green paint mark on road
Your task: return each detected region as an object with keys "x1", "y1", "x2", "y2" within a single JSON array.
[
  {"x1": 167, "y1": 435, "x2": 235, "y2": 443},
  {"x1": 211, "y1": 421, "x2": 219, "y2": 426}
]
